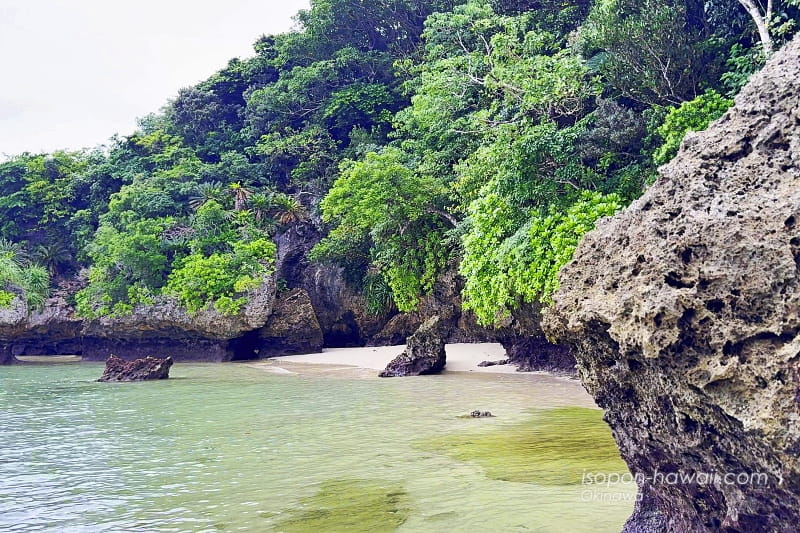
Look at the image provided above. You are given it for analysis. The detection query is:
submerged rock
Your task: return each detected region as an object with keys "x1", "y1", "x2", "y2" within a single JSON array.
[
  {"x1": 273, "y1": 479, "x2": 410, "y2": 531},
  {"x1": 98, "y1": 354, "x2": 173, "y2": 382},
  {"x1": 545, "y1": 38, "x2": 800, "y2": 532},
  {"x1": 379, "y1": 316, "x2": 447, "y2": 377},
  {"x1": 426, "y1": 407, "x2": 627, "y2": 485}
]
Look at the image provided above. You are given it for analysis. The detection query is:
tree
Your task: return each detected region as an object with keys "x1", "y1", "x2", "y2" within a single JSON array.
[
  {"x1": 734, "y1": 0, "x2": 799, "y2": 55},
  {"x1": 312, "y1": 148, "x2": 453, "y2": 310},
  {"x1": 229, "y1": 182, "x2": 253, "y2": 211},
  {"x1": 579, "y1": 0, "x2": 718, "y2": 105}
]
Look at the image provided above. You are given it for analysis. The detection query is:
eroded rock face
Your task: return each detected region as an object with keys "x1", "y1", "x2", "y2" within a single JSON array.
[
  {"x1": 379, "y1": 316, "x2": 448, "y2": 377},
  {"x1": 97, "y1": 354, "x2": 173, "y2": 382},
  {"x1": 498, "y1": 303, "x2": 576, "y2": 374},
  {"x1": 0, "y1": 291, "x2": 29, "y2": 340},
  {"x1": 257, "y1": 288, "x2": 324, "y2": 357},
  {"x1": 300, "y1": 263, "x2": 387, "y2": 347},
  {"x1": 81, "y1": 277, "x2": 277, "y2": 362},
  {"x1": 501, "y1": 336, "x2": 575, "y2": 374},
  {"x1": 544, "y1": 38, "x2": 800, "y2": 532},
  {"x1": 368, "y1": 268, "x2": 572, "y2": 373}
]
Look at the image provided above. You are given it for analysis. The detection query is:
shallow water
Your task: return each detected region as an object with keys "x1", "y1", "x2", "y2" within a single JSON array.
[{"x1": 0, "y1": 362, "x2": 635, "y2": 532}]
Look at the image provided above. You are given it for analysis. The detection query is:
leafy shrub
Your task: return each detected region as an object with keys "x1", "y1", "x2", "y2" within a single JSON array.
[
  {"x1": 652, "y1": 90, "x2": 733, "y2": 166},
  {"x1": 312, "y1": 148, "x2": 451, "y2": 311},
  {"x1": 165, "y1": 237, "x2": 276, "y2": 315},
  {"x1": 461, "y1": 191, "x2": 622, "y2": 324},
  {"x1": 0, "y1": 290, "x2": 15, "y2": 308},
  {"x1": 720, "y1": 44, "x2": 765, "y2": 97}
]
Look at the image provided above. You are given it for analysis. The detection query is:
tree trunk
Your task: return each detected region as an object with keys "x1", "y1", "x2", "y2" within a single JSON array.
[{"x1": 738, "y1": 0, "x2": 773, "y2": 56}]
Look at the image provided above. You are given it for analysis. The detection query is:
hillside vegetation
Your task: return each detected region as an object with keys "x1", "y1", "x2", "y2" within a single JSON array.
[{"x1": 1, "y1": 0, "x2": 796, "y2": 323}]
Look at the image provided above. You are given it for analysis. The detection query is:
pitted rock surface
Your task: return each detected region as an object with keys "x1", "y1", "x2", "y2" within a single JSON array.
[
  {"x1": 545, "y1": 37, "x2": 800, "y2": 532},
  {"x1": 379, "y1": 316, "x2": 448, "y2": 377}
]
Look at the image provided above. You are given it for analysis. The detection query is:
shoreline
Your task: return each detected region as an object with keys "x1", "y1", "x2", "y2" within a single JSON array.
[
  {"x1": 259, "y1": 343, "x2": 524, "y2": 375},
  {"x1": 13, "y1": 343, "x2": 575, "y2": 380}
]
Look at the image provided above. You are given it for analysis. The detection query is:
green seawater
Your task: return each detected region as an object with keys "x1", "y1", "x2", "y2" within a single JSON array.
[{"x1": 0, "y1": 362, "x2": 636, "y2": 532}]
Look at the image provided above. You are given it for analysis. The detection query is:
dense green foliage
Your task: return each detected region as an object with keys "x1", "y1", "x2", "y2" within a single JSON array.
[
  {"x1": 652, "y1": 90, "x2": 734, "y2": 165},
  {"x1": 0, "y1": 241, "x2": 50, "y2": 310},
  {"x1": 0, "y1": 0, "x2": 795, "y2": 322},
  {"x1": 461, "y1": 191, "x2": 622, "y2": 323}
]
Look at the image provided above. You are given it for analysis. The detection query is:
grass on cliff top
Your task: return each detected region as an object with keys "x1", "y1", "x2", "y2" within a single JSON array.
[
  {"x1": 421, "y1": 407, "x2": 627, "y2": 485},
  {"x1": 272, "y1": 479, "x2": 410, "y2": 532}
]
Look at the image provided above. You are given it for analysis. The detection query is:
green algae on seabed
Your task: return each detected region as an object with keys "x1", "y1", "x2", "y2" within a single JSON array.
[
  {"x1": 273, "y1": 479, "x2": 410, "y2": 532},
  {"x1": 422, "y1": 407, "x2": 628, "y2": 485}
]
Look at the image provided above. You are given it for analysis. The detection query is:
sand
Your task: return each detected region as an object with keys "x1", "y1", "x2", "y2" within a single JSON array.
[{"x1": 267, "y1": 343, "x2": 518, "y2": 374}]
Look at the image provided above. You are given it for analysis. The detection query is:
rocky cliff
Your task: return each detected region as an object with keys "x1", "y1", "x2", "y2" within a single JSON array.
[
  {"x1": 0, "y1": 202, "x2": 567, "y2": 366},
  {"x1": 371, "y1": 267, "x2": 574, "y2": 373},
  {"x1": 544, "y1": 38, "x2": 800, "y2": 532}
]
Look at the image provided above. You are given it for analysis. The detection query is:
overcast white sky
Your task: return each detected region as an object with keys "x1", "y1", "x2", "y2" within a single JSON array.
[{"x1": 0, "y1": 0, "x2": 310, "y2": 158}]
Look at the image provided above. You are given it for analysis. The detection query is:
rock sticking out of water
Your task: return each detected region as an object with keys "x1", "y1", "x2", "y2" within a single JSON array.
[
  {"x1": 379, "y1": 316, "x2": 447, "y2": 377},
  {"x1": 98, "y1": 354, "x2": 173, "y2": 382},
  {"x1": 0, "y1": 346, "x2": 18, "y2": 365}
]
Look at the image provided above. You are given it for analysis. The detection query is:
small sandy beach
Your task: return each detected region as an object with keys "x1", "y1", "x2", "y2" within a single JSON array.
[{"x1": 261, "y1": 343, "x2": 518, "y2": 374}]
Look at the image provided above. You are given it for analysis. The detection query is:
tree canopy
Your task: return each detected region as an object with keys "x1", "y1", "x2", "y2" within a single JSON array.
[{"x1": 0, "y1": 0, "x2": 794, "y2": 321}]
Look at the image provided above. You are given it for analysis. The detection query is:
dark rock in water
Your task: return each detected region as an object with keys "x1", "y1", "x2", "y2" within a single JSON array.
[
  {"x1": 257, "y1": 288, "x2": 324, "y2": 357},
  {"x1": 0, "y1": 344, "x2": 18, "y2": 365},
  {"x1": 98, "y1": 354, "x2": 173, "y2": 382},
  {"x1": 477, "y1": 359, "x2": 510, "y2": 367},
  {"x1": 545, "y1": 38, "x2": 800, "y2": 532},
  {"x1": 379, "y1": 316, "x2": 447, "y2": 377},
  {"x1": 501, "y1": 335, "x2": 575, "y2": 374}
]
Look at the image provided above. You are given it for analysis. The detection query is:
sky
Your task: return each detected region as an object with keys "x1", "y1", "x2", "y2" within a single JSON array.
[{"x1": 0, "y1": 0, "x2": 310, "y2": 159}]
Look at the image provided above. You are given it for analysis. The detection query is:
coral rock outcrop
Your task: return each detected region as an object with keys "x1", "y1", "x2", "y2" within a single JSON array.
[
  {"x1": 257, "y1": 288, "x2": 324, "y2": 356},
  {"x1": 97, "y1": 354, "x2": 173, "y2": 382},
  {"x1": 544, "y1": 38, "x2": 800, "y2": 532},
  {"x1": 81, "y1": 277, "x2": 276, "y2": 362},
  {"x1": 379, "y1": 316, "x2": 448, "y2": 377}
]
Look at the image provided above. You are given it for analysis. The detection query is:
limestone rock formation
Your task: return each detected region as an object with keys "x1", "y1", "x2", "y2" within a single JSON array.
[
  {"x1": 0, "y1": 291, "x2": 29, "y2": 339},
  {"x1": 257, "y1": 288, "x2": 324, "y2": 356},
  {"x1": 501, "y1": 336, "x2": 575, "y2": 374},
  {"x1": 379, "y1": 316, "x2": 448, "y2": 377},
  {"x1": 97, "y1": 354, "x2": 173, "y2": 382},
  {"x1": 275, "y1": 224, "x2": 388, "y2": 347},
  {"x1": 499, "y1": 304, "x2": 576, "y2": 374},
  {"x1": 544, "y1": 38, "x2": 800, "y2": 532},
  {"x1": 368, "y1": 267, "x2": 573, "y2": 373},
  {"x1": 81, "y1": 276, "x2": 277, "y2": 362}
]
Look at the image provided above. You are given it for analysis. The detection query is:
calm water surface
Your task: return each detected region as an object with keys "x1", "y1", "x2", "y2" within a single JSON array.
[{"x1": 0, "y1": 362, "x2": 634, "y2": 532}]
